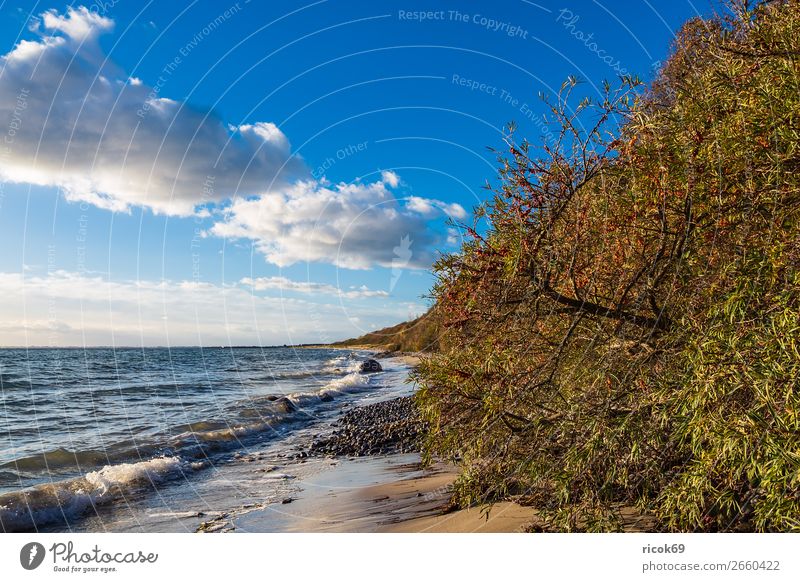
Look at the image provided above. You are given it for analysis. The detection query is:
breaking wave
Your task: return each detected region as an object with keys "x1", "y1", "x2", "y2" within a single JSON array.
[
  {"x1": 0, "y1": 348, "x2": 386, "y2": 532},
  {"x1": 0, "y1": 456, "x2": 193, "y2": 532}
]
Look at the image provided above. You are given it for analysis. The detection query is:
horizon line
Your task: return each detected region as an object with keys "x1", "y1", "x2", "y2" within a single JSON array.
[{"x1": 0, "y1": 343, "x2": 347, "y2": 350}]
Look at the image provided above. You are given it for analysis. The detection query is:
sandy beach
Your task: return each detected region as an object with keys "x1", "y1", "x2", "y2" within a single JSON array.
[
  {"x1": 224, "y1": 453, "x2": 539, "y2": 533},
  {"x1": 217, "y1": 353, "x2": 539, "y2": 534}
]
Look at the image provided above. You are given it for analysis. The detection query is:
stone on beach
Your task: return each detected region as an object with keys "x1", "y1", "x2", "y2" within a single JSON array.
[{"x1": 358, "y1": 359, "x2": 383, "y2": 373}]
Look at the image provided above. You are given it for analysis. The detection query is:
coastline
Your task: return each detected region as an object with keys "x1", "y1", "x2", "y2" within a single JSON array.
[
  {"x1": 220, "y1": 352, "x2": 539, "y2": 533},
  {"x1": 1, "y1": 350, "x2": 538, "y2": 533}
]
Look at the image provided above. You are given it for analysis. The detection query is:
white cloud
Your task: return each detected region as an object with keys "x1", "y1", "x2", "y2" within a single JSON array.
[
  {"x1": 0, "y1": 6, "x2": 304, "y2": 216},
  {"x1": 241, "y1": 276, "x2": 388, "y2": 298},
  {"x1": 406, "y1": 196, "x2": 468, "y2": 220},
  {"x1": 0, "y1": 6, "x2": 470, "y2": 270},
  {"x1": 0, "y1": 271, "x2": 422, "y2": 347},
  {"x1": 446, "y1": 227, "x2": 461, "y2": 245},
  {"x1": 211, "y1": 174, "x2": 466, "y2": 269},
  {"x1": 39, "y1": 6, "x2": 114, "y2": 41},
  {"x1": 381, "y1": 170, "x2": 400, "y2": 188}
]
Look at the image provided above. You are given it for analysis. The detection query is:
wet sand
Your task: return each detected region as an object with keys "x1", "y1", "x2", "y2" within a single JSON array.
[
  {"x1": 217, "y1": 353, "x2": 539, "y2": 533},
  {"x1": 228, "y1": 453, "x2": 538, "y2": 533}
]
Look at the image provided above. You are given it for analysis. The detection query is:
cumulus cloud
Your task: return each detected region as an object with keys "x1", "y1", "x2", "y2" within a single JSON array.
[
  {"x1": 0, "y1": 6, "x2": 469, "y2": 270},
  {"x1": 211, "y1": 174, "x2": 466, "y2": 269},
  {"x1": 39, "y1": 6, "x2": 114, "y2": 40},
  {"x1": 0, "y1": 6, "x2": 303, "y2": 216},
  {"x1": 380, "y1": 170, "x2": 400, "y2": 188},
  {"x1": 405, "y1": 196, "x2": 468, "y2": 220},
  {"x1": 0, "y1": 271, "x2": 423, "y2": 346},
  {"x1": 242, "y1": 276, "x2": 389, "y2": 298}
]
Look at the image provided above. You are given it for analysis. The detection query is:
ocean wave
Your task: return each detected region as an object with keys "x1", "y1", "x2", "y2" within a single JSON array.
[
  {"x1": 172, "y1": 420, "x2": 276, "y2": 447},
  {"x1": 0, "y1": 456, "x2": 193, "y2": 532},
  {"x1": 283, "y1": 372, "x2": 372, "y2": 407},
  {"x1": 87, "y1": 382, "x2": 196, "y2": 396},
  {"x1": 0, "y1": 470, "x2": 23, "y2": 486},
  {"x1": 171, "y1": 420, "x2": 231, "y2": 433},
  {"x1": 321, "y1": 354, "x2": 362, "y2": 374},
  {"x1": 0, "y1": 377, "x2": 33, "y2": 391},
  {"x1": 266, "y1": 358, "x2": 362, "y2": 380},
  {"x1": 320, "y1": 371, "x2": 372, "y2": 393},
  {"x1": 269, "y1": 370, "x2": 321, "y2": 380},
  {"x1": 1, "y1": 403, "x2": 295, "y2": 478},
  {"x1": 84, "y1": 456, "x2": 187, "y2": 494},
  {"x1": 0, "y1": 448, "x2": 112, "y2": 472},
  {"x1": 0, "y1": 353, "x2": 386, "y2": 531},
  {"x1": 1, "y1": 370, "x2": 376, "y2": 481}
]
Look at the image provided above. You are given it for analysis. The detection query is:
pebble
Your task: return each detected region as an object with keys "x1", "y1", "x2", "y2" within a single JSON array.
[{"x1": 308, "y1": 396, "x2": 427, "y2": 458}]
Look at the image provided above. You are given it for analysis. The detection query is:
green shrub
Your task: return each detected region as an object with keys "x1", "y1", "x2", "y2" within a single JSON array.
[{"x1": 414, "y1": 0, "x2": 800, "y2": 531}]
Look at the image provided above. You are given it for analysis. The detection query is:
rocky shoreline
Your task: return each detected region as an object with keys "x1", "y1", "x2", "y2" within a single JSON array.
[{"x1": 308, "y1": 396, "x2": 426, "y2": 458}]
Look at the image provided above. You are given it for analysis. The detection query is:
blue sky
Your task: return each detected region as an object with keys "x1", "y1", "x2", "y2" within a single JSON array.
[{"x1": 0, "y1": 0, "x2": 706, "y2": 346}]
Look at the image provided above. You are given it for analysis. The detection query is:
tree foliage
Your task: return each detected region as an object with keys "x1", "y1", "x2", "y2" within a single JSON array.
[{"x1": 414, "y1": 0, "x2": 800, "y2": 531}]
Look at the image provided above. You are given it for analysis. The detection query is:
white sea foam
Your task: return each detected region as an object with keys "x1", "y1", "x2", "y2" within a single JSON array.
[
  {"x1": 285, "y1": 372, "x2": 371, "y2": 407},
  {"x1": 0, "y1": 485, "x2": 96, "y2": 533},
  {"x1": 85, "y1": 456, "x2": 186, "y2": 494},
  {"x1": 0, "y1": 456, "x2": 194, "y2": 532},
  {"x1": 323, "y1": 371, "x2": 370, "y2": 392},
  {"x1": 321, "y1": 354, "x2": 362, "y2": 374}
]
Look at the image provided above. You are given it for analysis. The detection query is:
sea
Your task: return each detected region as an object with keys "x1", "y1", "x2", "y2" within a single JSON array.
[{"x1": 0, "y1": 347, "x2": 413, "y2": 532}]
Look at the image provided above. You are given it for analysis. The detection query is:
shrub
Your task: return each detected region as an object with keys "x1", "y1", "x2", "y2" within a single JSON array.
[{"x1": 414, "y1": 0, "x2": 800, "y2": 531}]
